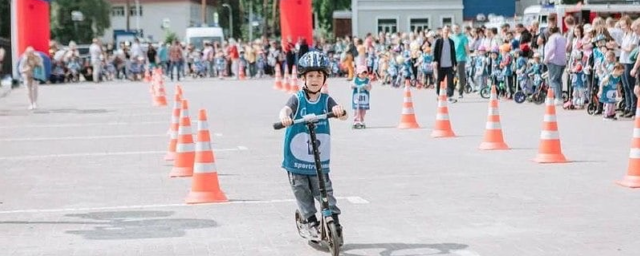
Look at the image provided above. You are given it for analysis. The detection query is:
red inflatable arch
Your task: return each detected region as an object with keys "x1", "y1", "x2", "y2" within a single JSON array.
[
  {"x1": 279, "y1": 0, "x2": 313, "y2": 48},
  {"x1": 14, "y1": 0, "x2": 51, "y2": 55}
]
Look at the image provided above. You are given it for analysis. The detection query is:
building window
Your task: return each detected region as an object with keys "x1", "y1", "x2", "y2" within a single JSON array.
[
  {"x1": 441, "y1": 16, "x2": 453, "y2": 27},
  {"x1": 409, "y1": 18, "x2": 430, "y2": 33},
  {"x1": 377, "y1": 18, "x2": 397, "y2": 34},
  {"x1": 129, "y1": 5, "x2": 143, "y2": 16},
  {"x1": 111, "y1": 6, "x2": 125, "y2": 17}
]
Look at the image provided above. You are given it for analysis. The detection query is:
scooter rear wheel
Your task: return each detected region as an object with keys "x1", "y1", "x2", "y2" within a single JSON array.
[
  {"x1": 587, "y1": 103, "x2": 597, "y2": 115},
  {"x1": 328, "y1": 222, "x2": 341, "y2": 256},
  {"x1": 514, "y1": 92, "x2": 526, "y2": 104}
]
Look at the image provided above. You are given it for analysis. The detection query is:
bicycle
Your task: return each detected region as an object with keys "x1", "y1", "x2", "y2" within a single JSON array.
[{"x1": 273, "y1": 111, "x2": 345, "y2": 256}]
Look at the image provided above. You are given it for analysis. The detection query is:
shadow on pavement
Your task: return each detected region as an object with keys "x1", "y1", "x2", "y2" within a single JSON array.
[
  {"x1": 336, "y1": 242, "x2": 470, "y2": 256},
  {"x1": 61, "y1": 210, "x2": 216, "y2": 240}
]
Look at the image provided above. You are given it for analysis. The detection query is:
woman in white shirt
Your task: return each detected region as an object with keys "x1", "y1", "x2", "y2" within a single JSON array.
[{"x1": 620, "y1": 16, "x2": 638, "y2": 118}]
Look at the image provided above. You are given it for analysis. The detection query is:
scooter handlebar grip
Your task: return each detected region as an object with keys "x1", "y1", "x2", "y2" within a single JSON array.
[
  {"x1": 273, "y1": 122, "x2": 285, "y2": 130},
  {"x1": 327, "y1": 110, "x2": 346, "y2": 119}
]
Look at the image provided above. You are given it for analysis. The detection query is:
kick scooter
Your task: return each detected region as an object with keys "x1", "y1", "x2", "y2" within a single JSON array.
[{"x1": 273, "y1": 111, "x2": 345, "y2": 256}]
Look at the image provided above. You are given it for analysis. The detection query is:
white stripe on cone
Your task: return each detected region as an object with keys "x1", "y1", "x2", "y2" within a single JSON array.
[
  {"x1": 177, "y1": 125, "x2": 192, "y2": 135},
  {"x1": 540, "y1": 130, "x2": 559, "y2": 140},
  {"x1": 485, "y1": 122, "x2": 501, "y2": 130},
  {"x1": 195, "y1": 142, "x2": 212, "y2": 152},
  {"x1": 194, "y1": 162, "x2": 217, "y2": 173},
  {"x1": 402, "y1": 108, "x2": 415, "y2": 114},
  {"x1": 629, "y1": 148, "x2": 640, "y2": 159},
  {"x1": 436, "y1": 114, "x2": 449, "y2": 120},
  {"x1": 197, "y1": 121, "x2": 209, "y2": 131},
  {"x1": 177, "y1": 143, "x2": 195, "y2": 152},
  {"x1": 543, "y1": 114, "x2": 557, "y2": 122}
]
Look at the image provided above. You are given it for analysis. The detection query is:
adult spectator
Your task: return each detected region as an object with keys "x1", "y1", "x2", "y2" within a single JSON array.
[
  {"x1": 432, "y1": 25, "x2": 458, "y2": 103},
  {"x1": 621, "y1": 15, "x2": 638, "y2": 118},
  {"x1": 451, "y1": 24, "x2": 469, "y2": 98},
  {"x1": 89, "y1": 38, "x2": 102, "y2": 83},
  {"x1": 544, "y1": 27, "x2": 567, "y2": 105}
]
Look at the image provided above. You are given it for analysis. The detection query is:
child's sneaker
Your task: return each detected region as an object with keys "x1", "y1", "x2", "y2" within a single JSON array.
[{"x1": 302, "y1": 220, "x2": 320, "y2": 241}]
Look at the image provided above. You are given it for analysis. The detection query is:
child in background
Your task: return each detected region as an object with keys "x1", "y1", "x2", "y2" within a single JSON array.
[
  {"x1": 571, "y1": 56, "x2": 587, "y2": 108},
  {"x1": 417, "y1": 46, "x2": 434, "y2": 89},
  {"x1": 600, "y1": 63, "x2": 624, "y2": 120},
  {"x1": 527, "y1": 53, "x2": 544, "y2": 93},
  {"x1": 473, "y1": 46, "x2": 488, "y2": 92},
  {"x1": 351, "y1": 65, "x2": 372, "y2": 129}
]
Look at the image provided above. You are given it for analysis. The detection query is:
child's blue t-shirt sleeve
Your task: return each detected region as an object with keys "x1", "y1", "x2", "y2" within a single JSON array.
[
  {"x1": 327, "y1": 96, "x2": 338, "y2": 111},
  {"x1": 285, "y1": 95, "x2": 299, "y2": 117}
]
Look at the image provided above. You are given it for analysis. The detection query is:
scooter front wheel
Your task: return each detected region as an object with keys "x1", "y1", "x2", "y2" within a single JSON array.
[
  {"x1": 328, "y1": 222, "x2": 341, "y2": 256},
  {"x1": 479, "y1": 87, "x2": 491, "y2": 99},
  {"x1": 514, "y1": 92, "x2": 526, "y2": 104}
]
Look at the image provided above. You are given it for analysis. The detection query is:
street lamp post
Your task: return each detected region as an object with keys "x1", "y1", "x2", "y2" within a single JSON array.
[
  {"x1": 71, "y1": 11, "x2": 84, "y2": 36},
  {"x1": 222, "y1": 4, "x2": 233, "y2": 39}
]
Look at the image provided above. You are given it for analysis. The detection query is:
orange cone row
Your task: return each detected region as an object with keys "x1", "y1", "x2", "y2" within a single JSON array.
[{"x1": 161, "y1": 86, "x2": 228, "y2": 202}]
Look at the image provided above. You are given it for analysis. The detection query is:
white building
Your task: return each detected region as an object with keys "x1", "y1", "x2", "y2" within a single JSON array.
[
  {"x1": 103, "y1": 0, "x2": 217, "y2": 44},
  {"x1": 350, "y1": 0, "x2": 464, "y2": 38}
]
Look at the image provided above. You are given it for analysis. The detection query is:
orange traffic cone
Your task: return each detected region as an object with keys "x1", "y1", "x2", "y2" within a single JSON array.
[
  {"x1": 289, "y1": 66, "x2": 300, "y2": 94},
  {"x1": 238, "y1": 61, "x2": 246, "y2": 80},
  {"x1": 186, "y1": 109, "x2": 228, "y2": 203},
  {"x1": 479, "y1": 84, "x2": 509, "y2": 150},
  {"x1": 398, "y1": 80, "x2": 420, "y2": 129},
  {"x1": 283, "y1": 65, "x2": 291, "y2": 92},
  {"x1": 176, "y1": 84, "x2": 183, "y2": 96},
  {"x1": 144, "y1": 69, "x2": 151, "y2": 83},
  {"x1": 153, "y1": 82, "x2": 168, "y2": 107},
  {"x1": 534, "y1": 88, "x2": 567, "y2": 163},
  {"x1": 273, "y1": 65, "x2": 283, "y2": 90},
  {"x1": 170, "y1": 99, "x2": 196, "y2": 177},
  {"x1": 431, "y1": 81, "x2": 456, "y2": 138},
  {"x1": 617, "y1": 98, "x2": 640, "y2": 188},
  {"x1": 165, "y1": 92, "x2": 182, "y2": 161}
]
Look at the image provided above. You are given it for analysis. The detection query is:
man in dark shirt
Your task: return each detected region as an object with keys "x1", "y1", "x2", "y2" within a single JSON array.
[{"x1": 432, "y1": 25, "x2": 458, "y2": 103}]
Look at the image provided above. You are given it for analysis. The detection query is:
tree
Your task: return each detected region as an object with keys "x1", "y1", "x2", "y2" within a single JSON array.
[
  {"x1": 313, "y1": 0, "x2": 350, "y2": 34},
  {"x1": 0, "y1": 0, "x2": 9, "y2": 39},
  {"x1": 50, "y1": 0, "x2": 111, "y2": 44}
]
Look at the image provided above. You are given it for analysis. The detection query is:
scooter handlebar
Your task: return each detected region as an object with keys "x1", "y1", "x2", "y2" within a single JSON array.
[{"x1": 273, "y1": 111, "x2": 346, "y2": 130}]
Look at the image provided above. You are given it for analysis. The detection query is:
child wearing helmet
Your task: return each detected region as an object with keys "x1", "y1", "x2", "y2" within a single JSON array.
[
  {"x1": 473, "y1": 46, "x2": 488, "y2": 92},
  {"x1": 571, "y1": 52, "x2": 587, "y2": 108},
  {"x1": 351, "y1": 65, "x2": 372, "y2": 128},
  {"x1": 278, "y1": 50, "x2": 347, "y2": 241}
]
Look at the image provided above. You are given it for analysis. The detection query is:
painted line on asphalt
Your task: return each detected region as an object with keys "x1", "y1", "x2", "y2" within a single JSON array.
[
  {"x1": 0, "y1": 134, "x2": 167, "y2": 142},
  {"x1": 452, "y1": 250, "x2": 483, "y2": 256},
  {"x1": 0, "y1": 146, "x2": 248, "y2": 160},
  {"x1": 0, "y1": 196, "x2": 368, "y2": 215},
  {"x1": 0, "y1": 121, "x2": 167, "y2": 129}
]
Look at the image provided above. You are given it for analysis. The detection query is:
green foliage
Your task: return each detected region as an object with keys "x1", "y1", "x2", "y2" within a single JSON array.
[
  {"x1": 164, "y1": 30, "x2": 178, "y2": 44},
  {"x1": 313, "y1": 0, "x2": 351, "y2": 33},
  {"x1": 51, "y1": 0, "x2": 111, "y2": 44},
  {"x1": 0, "y1": 0, "x2": 9, "y2": 39}
]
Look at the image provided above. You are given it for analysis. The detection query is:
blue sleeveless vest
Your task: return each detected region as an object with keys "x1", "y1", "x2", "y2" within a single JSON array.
[
  {"x1": 352, "y1": 77, "x2": 371, "y2": 110},
  {"x1": 282, "y1": 91, "x2": 331, "y2": 175}
]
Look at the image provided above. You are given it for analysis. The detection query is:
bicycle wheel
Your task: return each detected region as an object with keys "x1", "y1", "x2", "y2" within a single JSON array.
[
  {"x1": 480, "y1": 87, "x2": 491, "y2": 99},
  {"x1": 587, "y1": 103, "x2": 597, "y2": 115},
  {"x1": 328, "y1": 222, "x2": 341, "y2": 256},
  {"x1": 562, "y1": 91, "x2": 570, "y2": 103},
  {"x1": 533, "y1": 92, "x2": 546, "y2": 105},
  {"x1": 514, "y1": 91, "x2": 526, "y2": 104}
]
